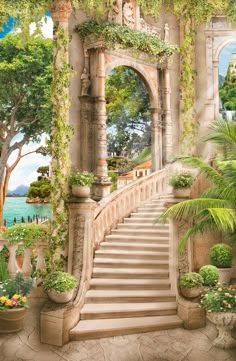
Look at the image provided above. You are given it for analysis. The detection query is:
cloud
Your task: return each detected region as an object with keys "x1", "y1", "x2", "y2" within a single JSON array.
[
  {"x1": 30, "y1": 16, "x2": 53, "y2": 39},
  {"x1": 8, "y1": 137, "x2": 51, "y2": 191}
]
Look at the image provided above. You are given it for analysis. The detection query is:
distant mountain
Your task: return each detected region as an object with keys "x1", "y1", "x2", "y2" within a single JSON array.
[
  {"x1": 219, "y1": 74, "x2": 225, "y2": 87},
  {"x1": 7, "y1": 185, "x2": 29, "y2": 196}
]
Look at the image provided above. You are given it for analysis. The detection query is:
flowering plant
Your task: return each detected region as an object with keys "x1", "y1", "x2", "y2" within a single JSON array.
[
  {"x1": 0, "y1": 273, "x2": 33, "y2": 310},
  {"x1": 200, "y1": 285, "x2": 236, "y2": 313},
  {"x1": 169, "y1": 173, "x2": 194, "y2": 189},
  {"x1": 69, "y1": 170, "x2": 95, "y2": 187},
  {"x1": 1, "y1": 223, "x2": 49, "y2": 248}
]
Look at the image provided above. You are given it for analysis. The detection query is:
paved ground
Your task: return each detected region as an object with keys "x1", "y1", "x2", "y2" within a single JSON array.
[{"x1": 1, "y1": 299, "x2": 236, "y2": 361}]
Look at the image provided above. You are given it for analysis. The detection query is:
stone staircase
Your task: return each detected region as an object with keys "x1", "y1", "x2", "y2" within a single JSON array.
[{"x1": 70, "y1": 198, "x2": 182, "y2": 340}]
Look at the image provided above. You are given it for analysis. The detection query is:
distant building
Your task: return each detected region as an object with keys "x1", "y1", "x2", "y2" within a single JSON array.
[{"x1": 117, "y1": 160, "x2": 151, "y2": 188}]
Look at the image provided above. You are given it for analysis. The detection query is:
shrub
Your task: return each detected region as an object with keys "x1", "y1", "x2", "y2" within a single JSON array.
[
  {"x1": 169, "y1": 173, "x2": 194, "y2": 189},
  {"x1": 2, "y1": 223, "x2": 49, "y2": 248},
  {"x1": 43, "y1": 271, "x2": 76, "y2": 293},
  {"x1": 69, "y1": 171, "x2": 95, "y2": 187},
  {"x1": 178, "y1": 272, "x2": 203, "y2": 288},
  {"x1": 209, "y1": 243, "x2": 233, "y2": 268},
  {"x1": 199, "y1": 265, "x2": 219, "y2": 286}
]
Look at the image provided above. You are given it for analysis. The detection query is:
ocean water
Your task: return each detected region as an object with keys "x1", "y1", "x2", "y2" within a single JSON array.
[{"x1": 3, "y1": 197, "x2": 51, "y2": 226}]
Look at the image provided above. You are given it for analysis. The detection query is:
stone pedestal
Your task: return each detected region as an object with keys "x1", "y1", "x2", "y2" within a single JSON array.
[{"x1": 178, "y1": 296, "x2": 206, "y2": 330}]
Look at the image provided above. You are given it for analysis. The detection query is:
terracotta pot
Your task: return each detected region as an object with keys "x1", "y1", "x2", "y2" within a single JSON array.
[
  {"x1": 16, "y1": 255, "x2": 24, "y2": 269},
  {"x1": 0, "y1": 308, "x2": 26, "y2": 333},
  {"x1": 218, "y1": 268, "x2": 233, "y2": 285},
  {"x1": 173, "y1": 188, "x2": 191, "y2": 198},
  {"x1": 207, "y1": 312, "x2": 236, "y2": 349},
  {"x1": 71, "y1": 185, "x2": 90, "y2": 198},
  {"x1": 180, "y1": 286, "x2": 203, "y2": 299},
  {"x1": 47, "y1": 289, "x2": 74, "y2": 304}
]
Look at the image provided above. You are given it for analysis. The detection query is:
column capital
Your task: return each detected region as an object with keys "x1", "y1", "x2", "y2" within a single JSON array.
[{"x1": 50, "y1": 0, "x2": 72, "y2": 22}]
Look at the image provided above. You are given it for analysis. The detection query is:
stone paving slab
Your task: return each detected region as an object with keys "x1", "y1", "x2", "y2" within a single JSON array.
[{"x1": 0, "y1": 299, "x2": 236, "y2": 361}]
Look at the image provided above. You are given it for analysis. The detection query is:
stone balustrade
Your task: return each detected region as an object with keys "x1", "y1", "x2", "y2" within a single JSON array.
[
  {"x1": 93, "y1": 168, "x2": 168, "y2": 249},
  {"x1": 0, "y1": 236, "x2": 47, "y2": 281}
]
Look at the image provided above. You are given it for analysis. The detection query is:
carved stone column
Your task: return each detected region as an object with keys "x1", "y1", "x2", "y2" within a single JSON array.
[
  {"x1": 79, "y1": 96, "x2": 93, "y2": 171},
  {"x1": 163, "y1": 65, "x2": 173, "y2": 163},
  {"x1": 150, "y1": 107, "x2": 162, "y2": 171},
  {"x1": 93, "y1": 48, "x2": 111, "y2": 200}
]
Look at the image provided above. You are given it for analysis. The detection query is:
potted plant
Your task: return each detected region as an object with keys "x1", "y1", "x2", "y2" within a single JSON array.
[
  {"x1": 178, "y1": 272, "x2": 203, "y2": 298},
  {"x1": 200, "y1": 285, "x2": 236, "y2": 349},
  {"x1": 0, "y1": 272, "x2": 33, "y2": 333},
  {"x1": 169, "y1": 172, "x2": 194, "y2": 198},
  {"x1": 209, "y1": 244, "x2": 233, "y2": 285},
  {"x1": 43, "y1": 271, "x2": 76, "y2": 303},
  {"x1": 69, "y1": 170, "x2": 95, "y2": 198},
  {"x1": 199, "y1": 265, "x2": 219, "y2": 286}
]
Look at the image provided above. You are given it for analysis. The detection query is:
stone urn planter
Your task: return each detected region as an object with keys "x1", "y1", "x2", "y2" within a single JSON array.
[
  {"x1": 173, "y1": 187, "x2": 191, "y2": 198},
  {"x1": 207, "y1": 312, "x2": 236, "y2": 349},
  {"x1": 47, "y1": 289, "x2": 74, "y2": 304},
  {"x1": 0, "y1": 308, "x2": 27, "y2": 333},
  {"x1": 71, "y1": 185, "x2": 90, "y2": 198},
  {"x1": 179, "y1": 286, "x2": 203, "y2": 299},
  {"x1": 218, "y1": 268, "x2": 233, "y2": 285}
]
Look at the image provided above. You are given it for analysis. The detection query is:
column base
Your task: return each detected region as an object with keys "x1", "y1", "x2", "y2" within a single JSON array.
[{"x1": 92, "y1": 178, "x2": 112, "y2": 201}]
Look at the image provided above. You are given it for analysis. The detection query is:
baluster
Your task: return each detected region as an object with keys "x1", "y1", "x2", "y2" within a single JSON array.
[
  {"x1": 21, "y1": 248, "x2": 32, "y2": 278},
  {"x1": 7, "y1": 244, "x2": 18, "y2": 279}
]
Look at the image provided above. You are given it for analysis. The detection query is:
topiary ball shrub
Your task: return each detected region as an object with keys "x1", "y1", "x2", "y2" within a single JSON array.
[
  {"x1": 178, "y1": 272, "x2": 203, "y2": 288},
  {"x1": 199, "y1": 265, "x2": 219, "y2": 286},
  {"x1": 209, "y1": 243, "x2": 233, "y2": 268}
]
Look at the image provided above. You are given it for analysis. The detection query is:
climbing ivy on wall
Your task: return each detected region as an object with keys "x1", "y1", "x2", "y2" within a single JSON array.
[
  {"x1": 49, "y1": 23, "x2": 73, "y2": 267},
  {"x1": 75, "y1": 20, "x2": 177, "y2": 61}
]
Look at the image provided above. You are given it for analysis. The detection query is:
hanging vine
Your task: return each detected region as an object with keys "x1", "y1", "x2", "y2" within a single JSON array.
[{"x1": 49, "y1": 22, "x2": 73, "y2": 267}]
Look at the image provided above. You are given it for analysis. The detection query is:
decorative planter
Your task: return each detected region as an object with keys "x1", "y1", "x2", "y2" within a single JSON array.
[
  {"x1": 47, "y1": 289, "x2": 74, "y2": 304},
  {"x1": 218, "y1": 268, "x2": 233, "y2": 285},
  {"x1": 173, "y1": 187, "x2": 190, "y2": 198},
  {"x1": 207, "y1": 312, "x2": 236, "y2": 349},
  {"x1": 71, "y1": 185, "x2": 90, "y2": 198},
  {"x1": 179, "y1": 286, "x2": 203, "y2": 299},
  {"x1": 0, "y1": 308, "x2": 26, "y2": 333}
]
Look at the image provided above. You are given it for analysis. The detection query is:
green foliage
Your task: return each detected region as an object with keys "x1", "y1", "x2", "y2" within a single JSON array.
[
  {"x1": 199, "y1": 265, "x2": 219, "y2": 286},
  {"x1": 108, "y1": 170, "x2": 118, "y2": 192},
  {"x1": 219, "y1": 60, "x2": 236, "y2": 110},
  {"x1": 209, "y1": 243, "x2": 233, "y2": 268},
  {"x1": 75, "y1": 20, "x2": 177, "y2": 61},
  {"x1": 2, "y1": 224, "x2": 49, "y2": 248},
  {"x1": 43, "y1": 271, "x2": 76, "y2": 293},
  {"x1": 0, "y1": 272, "x2": 33, "y2": 297},
  {"x1": 200, "y1": 284, "x2": 236, "y2": 313},
  {"x1": 69, "y1": 171, "x2": 95, "y2": 186},
  {"x1": 169, "y1": 173, "x2": 194, "y2": 189},
  {"x1": 178, "y1": 272, "x2": 203, "y2": 288},
  {"x1": 0, "y1": 251, "x2": 9, "y2": 282}
]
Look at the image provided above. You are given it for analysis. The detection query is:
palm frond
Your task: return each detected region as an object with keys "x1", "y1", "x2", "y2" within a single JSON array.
[
  {"x1": 206, "y1": 208, "x2": 236, "y2": 232},
  {"x1": 175, "y1": 156, "x2": 229, "y2": 191},
  {"x1": 205, "y1": 119, "x2": 236, "y2": 159},
  {"x1": 158, "y1": 198, "x2": 229, "y2": 223}
]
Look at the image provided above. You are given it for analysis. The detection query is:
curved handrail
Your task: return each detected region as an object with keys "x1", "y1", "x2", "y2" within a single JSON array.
[{"x1": 93, "y1": 168, "x2": 167, "y2": 249}]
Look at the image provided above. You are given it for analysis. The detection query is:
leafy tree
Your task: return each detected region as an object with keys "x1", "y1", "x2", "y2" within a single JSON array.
[
  {"x1": 105, "y1": 66, "x2": 150, "y2": 157},
  {"x1": 27, "y1": 166, "x2": 51, "y2": 201},
  {"x1": 219, "y1": 62, "x2": 236, "y2": 110},
  {"x1": 0, "y1": 34, "x2": 52, "y2": 222},
  {"x1": 159, "y1": 119, "x2": 236, "y2": 252}
]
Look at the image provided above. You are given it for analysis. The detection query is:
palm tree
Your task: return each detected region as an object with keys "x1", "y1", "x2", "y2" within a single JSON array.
[{"x1": 159, "y1": 119, "x2": 236, "y2": 252}]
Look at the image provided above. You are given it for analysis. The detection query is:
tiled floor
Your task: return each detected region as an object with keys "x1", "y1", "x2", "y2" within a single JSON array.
[{"x1": 0, "y1": 298, "x2": 236, "y2": 361}]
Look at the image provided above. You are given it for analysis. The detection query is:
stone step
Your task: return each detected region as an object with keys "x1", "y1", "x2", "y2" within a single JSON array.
[
  {"x1": 89, "y1": 278, "x2": 171, "y2": 290},
  {"x1": 85, "y1": 289, "x2": 176, "y2": 303},
  {"x1": 95, "y1": 249, "x2": 169, "y2": 260},
  {"x1": 130, "y1": 212, "x2": 161, "y2": 219},
  {"x1": 124, "y1": 217, "x2": 168, "y2": 227},
  {"x1": 80, "y1": 301, "x2": 177, "y2": 319},
  {"x1": 70, "y1": 315, "x2": 183, "y2": 341},
  {"x1": 110, "y1": 229, "x2": 169, "y2": 238},
  {"x1": 137, "y1": 207, "x2": 165, "y2": 213},
  {"x1": 105, "y1": 234, "x2": 169, "y2": 243},
  {"x1": 93, "y1": 258, "x2": 169, "y2": 269},
  {"x1": 92, "y1": 268, "x2": 169, "y2": 279},
  {"x1": 99, "y1": 241, "x2": 169, "y2": 252},
  {"x1": 117, "y1": 218, "x2": 169, "y2": 231}
]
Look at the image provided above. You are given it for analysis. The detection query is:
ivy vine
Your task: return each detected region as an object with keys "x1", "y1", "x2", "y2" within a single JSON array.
[
  {"x1": 49, "y1": 23, "x2": 73, "y2": 268},
  {"x1": 75, "y1": 20, "x2": 177, "y2": 61}
]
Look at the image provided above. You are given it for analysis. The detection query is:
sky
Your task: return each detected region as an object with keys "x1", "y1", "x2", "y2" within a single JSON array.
[
  {"x1": 219, "y1": 42, "x2": 236, "y2": 77},
  {"x1": 1, "y1": 16, "x2": 53, "y2": 191}
]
